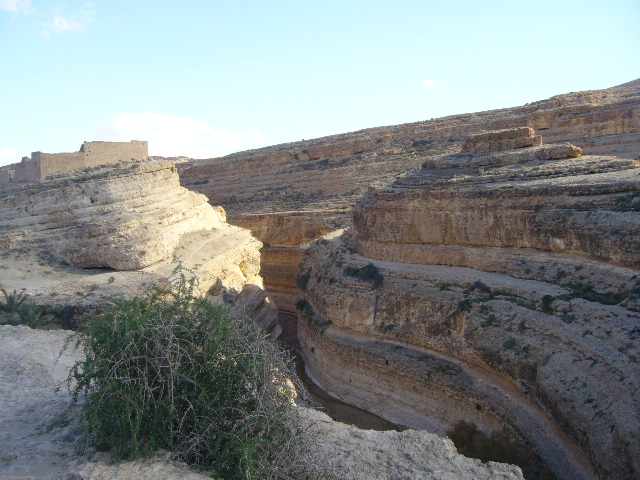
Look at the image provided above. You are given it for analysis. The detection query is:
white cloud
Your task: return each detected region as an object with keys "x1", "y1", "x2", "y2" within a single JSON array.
[
  {"x1": 422, "y1": 79, "x2": 439, "y2": 89},
  {"x1": 96, "y1": 113, "x2": 266, "y2": 159},
  {"x1": 43, "y1": 2, "x2": 95, "y2": 37},
  {"x1": 0, "y1": 147, "x2": 20, "y2": 167},
  {"x1": 49, "y1": 14, "x2": 84, "y2": 33},
  {"x1": 0, "y1": 0, "x2": 30, "y2": 13}
]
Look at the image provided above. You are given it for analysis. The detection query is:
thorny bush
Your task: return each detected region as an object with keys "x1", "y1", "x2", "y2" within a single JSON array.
[{"x1": 69, "y1": 270, "x2": 319, "y2": 479}]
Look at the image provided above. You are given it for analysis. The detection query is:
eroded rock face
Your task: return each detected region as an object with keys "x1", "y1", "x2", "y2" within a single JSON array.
[
  {"x1": 298, "y1": 132, "x2": 640, "y2": 480},
  {"x1": 176, "y1": 81, "x2": 639, "y2": 327},
  {"x1": 462, "y1": 127, "x2": 543, "y2": 153},
  {"x1": 0, "y1": 159, "x2": 276, "y2": 328},
  {"x1": 232, "y1": 211, "x2": 350, "y2": 312},
  {"x1": 179, "y1": 81, "x2": 640, "y2": 221},
  {"x1": 0, "y1": 325, "x2": 524, "y2": 480},
  {"x1": 0, "y1": 159, "x2": 226, "y2": 270}
]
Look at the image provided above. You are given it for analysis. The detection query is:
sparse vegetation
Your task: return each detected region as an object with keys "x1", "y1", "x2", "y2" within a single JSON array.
[
  {"x1": 457, "y1": 298, "x2": 473, "y2": 312},
  {"x1": 466, "y1": 280, "x2": 491, "y2": 295},
  {"x1": 411, "y1": 139, "x2": 434, "y2": 151},
  {"x1": 295, "y1": 298, "x2": 315, "y2": 318},
  {"x1": 376, "y1": 323, "x2": 396, "y2": 333},
  {"x1": 296, "y1": 273, "x2": 311, "y2": 290},
  {"x1": 68, "y1": 272, "x2": 318, "y2": 480},
  {"x1": 481, "y1": 313, "x2": 498, "y2": 327},
  {"x1": 612, "y1": 190, "x2": 640, "y2": 212},
  {"x1": 343, "y1": 263, "x2": 384, "y2": 288},
  {"x1": 540, "y1": 295, "x2": 555, "y2": 314},
  {"x1": 562, "y1": 282, "x2": 626, "y2": 305},
  {"x1": 0, "y1": 288, "x2": 56, "y2": 329}
]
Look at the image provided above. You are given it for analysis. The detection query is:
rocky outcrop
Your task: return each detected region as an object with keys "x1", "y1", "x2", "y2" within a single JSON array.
[
  {"x1": 0, "y1": 159, "x2": 276, "y2": 328},
  {"x1": 0, "y1": 159, "x2": 226, "y2": 270},
  {"x1": 0, "y1": 324, "x2": 524, "y2": 480},
  {"x1": 298, "y1": 132, "x2": 640, "y2": 480},
  {"x1": 462, "y1": 127, "x2": 543, "y2": 153}
]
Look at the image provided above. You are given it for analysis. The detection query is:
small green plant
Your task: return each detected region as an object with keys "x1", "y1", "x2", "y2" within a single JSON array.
[
  {"x1": 295, "y1": 298, "x2": 315, "y2": 318},
  {"x1": 481, "y1": 313, "x2": 498, "y2": 327},
  {"x1": 296, "y1": 273, "x2": 311, "y2": 290},
  {"x1": 0, "y1": 288, "x2": 56, "y2": 329},
  {"x1": 69, "y1": 272, "x2": 316, "y2": 479},
  {"x1": 343, "y1": 263, "x2": 384, "y2": 288},
  {"x1": 540, "y1": 295, "x2": 555, "y2": 314},
  {"x1": 457, "y1": 298, "x2": 473, "y2": 312}
]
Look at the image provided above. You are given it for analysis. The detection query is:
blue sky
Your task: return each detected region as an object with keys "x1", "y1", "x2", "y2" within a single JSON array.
[{"x1": 1, "y1": 0, "x2": 638, "y2": 165}]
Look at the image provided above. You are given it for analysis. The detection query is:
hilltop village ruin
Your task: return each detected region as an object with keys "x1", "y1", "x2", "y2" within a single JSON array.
[
  {"x1": 0, "y1": 80, "x2": 639, "y2": 480},
  {"x1": 0, "y1": 140, "x2": 148, "y2": 184}
]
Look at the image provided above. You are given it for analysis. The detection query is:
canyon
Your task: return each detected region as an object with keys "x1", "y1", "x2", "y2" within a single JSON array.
[
  {"x1": 1, "y1": 79, "x2": 638, "y2": 479},
  {"x1": 0, "y1": 155, "x2": 522, "y2": 478},
  {"x1": 177, "y1": 80, "x2": 640, "y2": 479}
]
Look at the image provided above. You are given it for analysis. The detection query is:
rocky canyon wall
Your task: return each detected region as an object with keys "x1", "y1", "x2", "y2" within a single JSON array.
[
  {"x1": 178, "y1": 81, "x2": 640, "y2": 324},
  {"x1": 297, "y1": 129, "x2": 640, "y2": 480}
]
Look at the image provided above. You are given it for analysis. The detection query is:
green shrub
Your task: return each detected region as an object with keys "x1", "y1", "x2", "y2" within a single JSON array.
[
  {"x1": 69, "y1": 273, "x2": 313, "y2": 479},
  {"x1": 457, "y1": 298, "x2": 473, "y2": 312},
  {"x1": 296, "y1": 273, "x2": 311, "y2": 291},
  {"x1": 295, "y1": 298, "x2": 315, "y2": 318},
  {"x1": 540, "y1": 295, "x2": 555, "y2": 314},
  {"x1": 563, "y1": 282, "x2": 626, "y2": 305},
  {"x1": 343, "y1": 263, "x2": 384, "y2": 288}
]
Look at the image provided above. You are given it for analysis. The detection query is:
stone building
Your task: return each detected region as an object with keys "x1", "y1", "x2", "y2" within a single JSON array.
[{"x1": 0, "y1": 140, "x2": 148, "y2": 184}]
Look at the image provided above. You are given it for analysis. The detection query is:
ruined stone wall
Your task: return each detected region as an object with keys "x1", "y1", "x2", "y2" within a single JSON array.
[
  {"x1": 0, "y1": 140, "x2": 149, "y2": 184},
  {"x1": 33, "y1": 151, "x2": 84, "y2": 180},
  {"x1": 82, "y1": 140, "x2": 148, "y2": 166},
  {"x1": 5, "y1": 157, "x2": 39, "y2": 183}
]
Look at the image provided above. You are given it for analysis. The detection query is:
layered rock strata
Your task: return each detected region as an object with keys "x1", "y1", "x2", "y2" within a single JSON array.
[
  {"x1": 297, "y1": 132, "x2": 640, "y2": 480},
  {"x1": 233, "y1": 211, "x2": 350, "y2": 312},
  {"x1": 180, "y1": 81, "x2": 640, "y2": 221},
  {"x1": 0, "y1": 159, "x2": 275, "y2": 328},
  {"x1": 177, "y1": 81, "x2": 639, "y2": 328}
]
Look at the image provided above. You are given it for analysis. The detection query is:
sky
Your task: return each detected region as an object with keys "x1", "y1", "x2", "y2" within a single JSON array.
[{"x1": 1, "y1": 1, "x2": 639, "y2": 166}]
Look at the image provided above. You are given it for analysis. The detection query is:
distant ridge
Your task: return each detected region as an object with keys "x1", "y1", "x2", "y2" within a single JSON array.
[{"x1": 612, "y1": 78, "x2": 640, "y2": 88}]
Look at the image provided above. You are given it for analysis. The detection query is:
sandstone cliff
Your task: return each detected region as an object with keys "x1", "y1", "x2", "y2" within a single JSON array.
[
  {"x1": 177, "y1": 80, "x2": 640, "y2": 326},
  {"x1": 0, "y1": 158, "x2": 275, "y2": 328},
  {"x1": 179, "y1": 81, "x2": 639, "y2": 220},
  {"x1": 298, "y1": 129, "x2": 640, "y2": 480}
]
